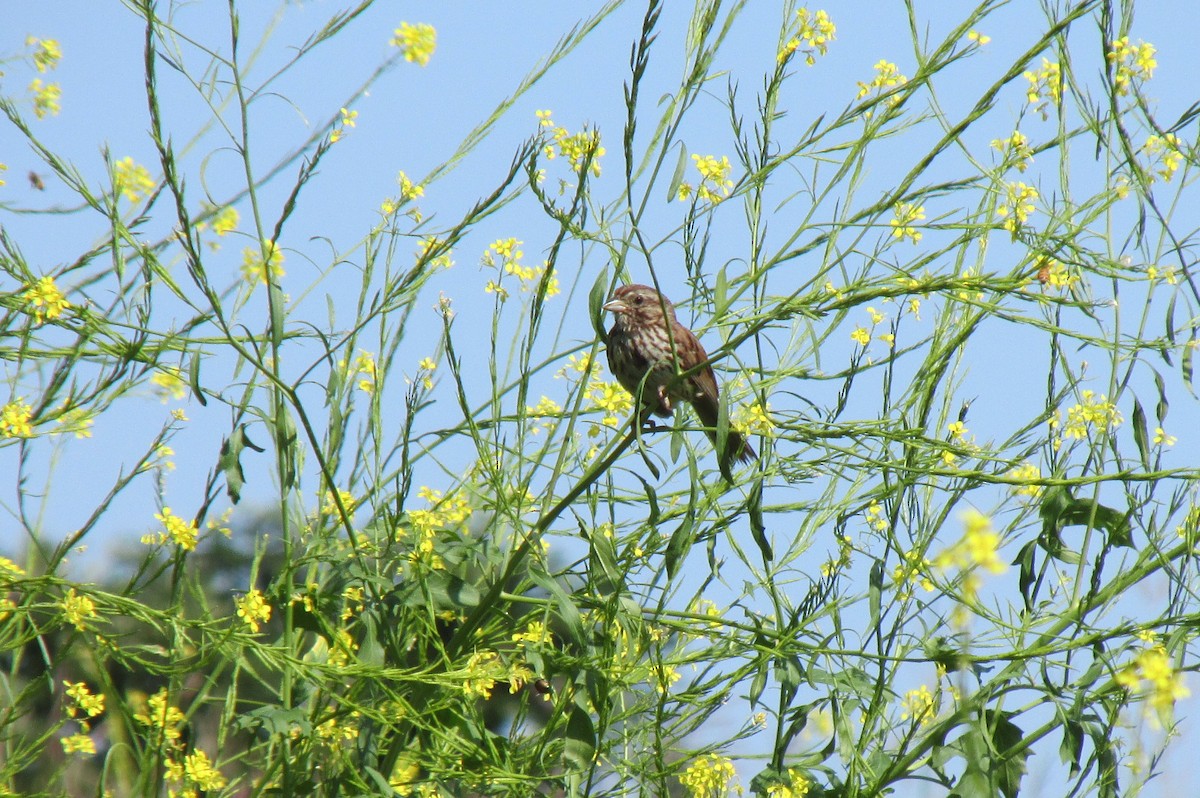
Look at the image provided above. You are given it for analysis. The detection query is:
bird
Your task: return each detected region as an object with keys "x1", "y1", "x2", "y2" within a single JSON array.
[{"x1": 603, "y1": 283, "x2": 756, "y2": 468}]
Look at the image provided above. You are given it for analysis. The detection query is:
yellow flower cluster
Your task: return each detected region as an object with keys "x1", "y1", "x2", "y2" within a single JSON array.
[
  {"x1": 525, "y1": 396, "x2": 562, "y2": 435},
  {"x1": 1006, "y1": 461, "x2": 1042, "y2": 498},
  {"x1": 991, "y1": 130, "x2": 1033, "y2": 173},
  {"x1": 856, "y1": 60, "x2": 908, "y2": 109},
  {"x1": 537, "y1": 110, "x2": 606, "y2": 177},
  {"x1": 677, "y1": 154, "x2": 735, "y2": 203},
  {"x1": 329, "y1": 106, "x2": 358, "y2": 143},
  {"x1": 241, "y1": 239, "x2": 286, "y2": 285},
  {"x1": 28, "y1": 37, "x2": 62, "y2": 73},
  {"x1": 460, "y1": 650, "x2": 532, "y2": 700},
  {"x1": 890, "y1": 202, "x2": 925, "y2": 243},
  {"x1": 1144, "y1": 134, "x2": 1183, "y2": 182},
  {"x1": 900, "y1": 684, "x2": 936, "y2": 724},
  {"x1": 892, "y1": 549, "x2": 935, "y2": 598},
  {"x1": 484, "y1": 238, "x2": 560, "y2": 298},
  {"x1": 1107, "y1": 37, "x2": 1157, "y2": 95},
  {"x1": 998, "y1": 181, "x2": 1038, "y2": 233},
  {"x1": 1117, "y1": 643, "x2": 1190, "y2": 716},
  {"x1": 731, "y1": 401, "x2": 774, "y2": 438},
  {"x1": 765, "y1": 767, "x2": 812, "y2": 798},
  {"x1": 416, "y1": 235, "x2": 454, "y2": 270},
  {"x1": 1058, "y1": 390, "x2": 1122, "y2": 441},
  {"x1": 235, "y1": 588, "x2": 272, "y2": 633},
  {"x1": 114, "y1": 156, "x2": 155, "y2": 203},
  {"x1": 152, "y1": 508, "x2": 199, "y2": 551},
  {"x1": 933, "y1": 510, "x2": 1006, "y2": 611},
  {"x1": 23, "y1": 275, "x2": 70, "y2": 323},
  {"x1": 391, "y1": 22, "x2": 436, "y2": 66},
  {"x1": 679, "y1": 754, "x2": 737, "y2": 798},
  {"x1": 151, "y1": 367, "x2": 188, "y2": 402},
  {"x1": 60, "y1": 588, "x2": 97, "y2": 631},
  {"x1": 1, "y1": 400, "x2": 35, "y2": 438},
  {"x1": 29, "y1": 78, "x2": 62, "y2": 119},
  {"x1": 864, "y1": 499, "x2": 889, "y2": 533},
  {"x1": 350, "y1": 350, "x2": 378, "y2": 394},
  {"x1": 135, "y1": 688, "x2": 186, "y2": 740},
  {"x1": 1023, "y1": 58, "x2": 1062, "y2": 111},
  {"x1": 779, "y1": 7, "x2": 836, "y2": 65}
]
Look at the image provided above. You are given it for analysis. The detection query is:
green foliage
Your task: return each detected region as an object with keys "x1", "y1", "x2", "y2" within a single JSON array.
[{"x1": 1, "y1": 2, "x2": 1198, "y2": 797}]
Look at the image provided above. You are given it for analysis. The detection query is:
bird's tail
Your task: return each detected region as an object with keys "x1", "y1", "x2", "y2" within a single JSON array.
[{"x1": 694, "y1": 400, "x2": 756, "y2": 465}]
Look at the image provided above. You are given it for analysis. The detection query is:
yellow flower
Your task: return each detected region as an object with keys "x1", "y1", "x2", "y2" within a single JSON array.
[
  {"x1": 991, "y1": 130, "x2": 1033, "y2": 172},
  {"x1": 27, "y1": 37, "x2": 63, "y2": 73},
  {"x1": 967, "y1": 30, "x2": 990, "y2": 46},
  {"x1": 241, "y1": 239, "x2": 285, "y2": 284},
  {"x1": 391, "y1": 22, "x2": 436, "y2": 66},
  {"x1": 151, "y1": 367, "x2": 188, "y2": 402},
  {"x1": 1023, "y1": 58, "x2": 1062, "y2": 110},
  {"x1": 135, "y1": 688, "x2": 186, "y2": 738},
  {"x1": 900, "y1": 684, "x2": 936, "y2": 724},
  {"x1": 543, "y1": 123, "x2": 606, "y2": 176},
  {"x1": 998, "y1": 181, "x2": 1038, "y2": 233},
  {"x1": 351, "y1": 350, "x2": 378, "y2": 394},
  {"x1": 732, "y1": 401, "x2": 774, "y2": 438},
  {"x1": 113, "y1": 156, "x2": 155, "y2": 203},
  {"x1": 1153, "y1": 427, "x2": 1177, "y2": 447},
  {"x1": 779, "y1": 8, "x2": 836, "y2": 66},
  {"x1": 851, "y1": 326, "x2": 871, "y2": 345},
  {"x1": 1144, "y1": 134, "x2": 1184, "y2": 182},
  {"x1": 679, "y1": 754, "x2": 737, "y2": 798},
  {"x1": 183, "y1": 750, "x2": 228, "y2": 792},
  {"x1": 60, "y1": 588, "x2": 97, "y2": 631},
  {"x1": 235, "y1": 589, "x2": 272, "y2": 633},
  {"x1": 210, "y1": 205, "x2": 239, "y2": 236},
  {"x1": 889, "y1": 202, "x2": 925, "y2": 243},
  {"x1": 685, "y1": 154, "x2": 735, "y2": 202},
  {"x1": 1, "y1": 400, "x2": 35, "y2": 438},
  {"x1": 61, "y1": 734, "x2": 95, "y2": 755},
  {"x1": 856, "y1": 60, "x2": 908, "y2": 109},
  {"x1": 397, "y1": 170, "x2": 424, "y2": 200},
  {"x1": 29, "y1": 78, "x2": 62, "y2": 118},
  {"x1": 417, "y1": 236, "x2": 454, "y2": 270},
  {"x1": 1107, "y1": 37, "x2": 1157, "y2": 95},
  {"x1": 65, "y1": 680, "x2": 106, "y2": 718},
  {"x1": 155, "y1": 507, "x2": 199, "y2": 551},
  {"x1": 1006, "y1": 462, "x2": 1042, "y2": 498}
]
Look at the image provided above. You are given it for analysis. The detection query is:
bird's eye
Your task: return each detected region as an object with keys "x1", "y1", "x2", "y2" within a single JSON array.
[{"x1": 632, "y1": 294, "x2": 643, "y2": 305}]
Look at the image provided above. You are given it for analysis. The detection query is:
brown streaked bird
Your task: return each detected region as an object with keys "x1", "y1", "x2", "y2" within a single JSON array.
[{"x1": 603, "y1": 283, "x2": 755, "y2": 466}]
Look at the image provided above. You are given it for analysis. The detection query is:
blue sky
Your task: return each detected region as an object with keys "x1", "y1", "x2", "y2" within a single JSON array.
[{"x1": 3, "y1": 1, "x2": 1198, "y2": 794}]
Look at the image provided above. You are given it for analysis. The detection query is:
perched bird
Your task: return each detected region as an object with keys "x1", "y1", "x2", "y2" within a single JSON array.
[{"x1": 603, "y1": 283, "x2": 755, "y2": 467}]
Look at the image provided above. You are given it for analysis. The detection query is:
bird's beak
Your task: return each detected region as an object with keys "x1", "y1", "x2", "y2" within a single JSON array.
[{"x1": 602, "y1": 297, "x2": 627, "y2": 314}]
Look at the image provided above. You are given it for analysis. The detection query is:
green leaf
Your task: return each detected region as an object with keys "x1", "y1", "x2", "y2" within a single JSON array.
[
  {"x1": 1060, "y1": 717, "x2": 1083, "y2": 777},
  {"x1": 666, "y1": 142, "x2": 688, "y2": 203},
  {"x1": 587, "y1": 521, "x2": 622, "y2": 595},
  {"x1": 1183, "y1": 327, "x2": 1196, "y2": 396},
  {"x1": 1131, "y1": 397, "x2": 1150, "y2": 470},
  {"x1": 748, "y1": 662, "x2": 767, "y2": 708},
  {"x1": 1015, "y1": 539, "x2": 1038, "y2": 612},
  {"x1": 589, "y1": 266, "x2": 611, "y2": 341},
  {"x1": 1038, "y1": 485, "x2": 1133, "y2": 554},
  {"x1": 665, "y1": 481, "x2": 698, "y2": 579},
  {"x1": 714, "y1": 265, "x2": 729, "y2": 318},
  {"x1": 986, "y1": 709, "x2": 1028, "y2": 798},
  {"x1": 217, "y1": 424, "x2": 262, "y2": 504},
  {"x1": 748, "y1": 480, "x2": 772, "y2": 562},
  {"x1": 563, "y1": 705, "x2": 596, "y2": 771},
  {"x1": 869, "y1": 559, "x2": 884, "y2": 630},
  {"x1": 529, "y1": 567, "x2": 586, "y2": 653},
  {"x1": 187, "y1": 350, "x2": 206, "y2": 406}
]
